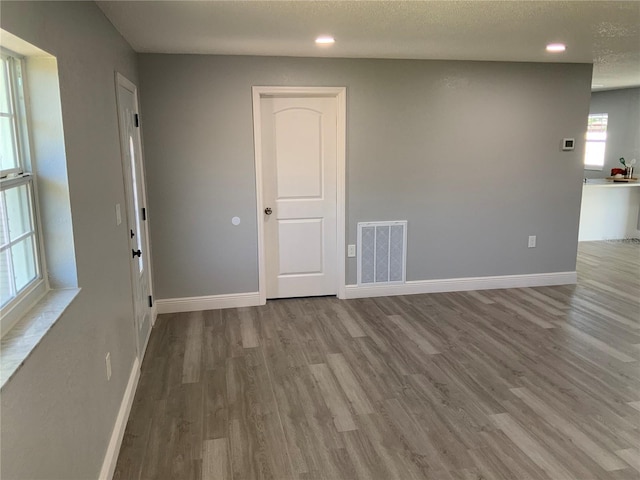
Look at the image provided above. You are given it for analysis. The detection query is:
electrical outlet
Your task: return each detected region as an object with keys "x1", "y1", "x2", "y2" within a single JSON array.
[
  {"x1": 105, "y1": 352, "x2": 112, "y2": 381},
  {"x1": 115, "y1": 204, "x2": 122, "y2": 226},
  {"x1": 528, "y1": 235, "x2": 537, "y2": 248},
  {"x1": 347, "y1": 244, "x2": 356, "y2": 257}
]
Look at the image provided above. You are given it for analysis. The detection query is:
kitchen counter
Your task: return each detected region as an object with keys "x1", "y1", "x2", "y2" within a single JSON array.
[
  {"x1": 579, "y1": 179, "x2": 640, "y2": 241},
  {"x1": 584, "y1": 178, "x2": 640, "y2": 187}
]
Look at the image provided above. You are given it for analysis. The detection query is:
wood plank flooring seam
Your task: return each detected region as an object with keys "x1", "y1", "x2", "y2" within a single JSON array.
[{"x1": 256, "y1": 342, "x2": 297, "y2": 478}]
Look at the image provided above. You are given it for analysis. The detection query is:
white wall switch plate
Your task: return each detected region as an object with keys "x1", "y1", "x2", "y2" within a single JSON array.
[
  {"x1": 105, "y1": 352, "x2": 112, "y2": 381},
  {"x1": 528, "y1": 235, "x2": 537, "y2": 248},
  {"x1": 115, "y1": 204, "x2": 122, "y2": 226},
  {"x1": 347, "y1": 244, "x2": 356, "y2": 257}
]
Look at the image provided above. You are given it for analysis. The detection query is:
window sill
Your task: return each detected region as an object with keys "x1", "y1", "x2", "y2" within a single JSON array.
[{"x1": 0, "y1": 288, "x2": 80, "y2": 389}]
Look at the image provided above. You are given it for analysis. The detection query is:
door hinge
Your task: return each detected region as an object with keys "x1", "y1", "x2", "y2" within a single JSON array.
[
  {"x1": 148, "y1": 295, "x2": 153, "y2": 308},
  {"x1": 142, "y1": 207, "x2": 146, "y2": 220},
  {"x1": 134, "y1": 113, "x2": 139, "y2": 127}
]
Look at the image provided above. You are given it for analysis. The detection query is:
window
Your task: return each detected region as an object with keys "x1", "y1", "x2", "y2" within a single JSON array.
[
  {"x1": 584, "y1": 113, "x2": 608, "y2": 170},
  {"x1": 0, "y1": 33, "x2": 79, "y2": 385},
  {"x1": 0, "y1": 50, "x2": 45, "y2": 328}
]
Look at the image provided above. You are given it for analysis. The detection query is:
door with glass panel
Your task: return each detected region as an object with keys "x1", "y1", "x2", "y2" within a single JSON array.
[{"x1": 115, "y1": 73, "x2": 152, "y2": 359}]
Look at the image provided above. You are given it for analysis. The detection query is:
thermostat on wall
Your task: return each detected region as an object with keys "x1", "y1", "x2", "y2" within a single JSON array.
[{"x1": 562, "y1": 138, "x2": 575, "y2": 151}]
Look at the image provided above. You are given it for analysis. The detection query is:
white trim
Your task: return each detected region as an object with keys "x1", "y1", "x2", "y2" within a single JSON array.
[
  {"x1": 251, "y1": 87, "x2": 267, "y2": 305},
  {"x1": 99, "y1": 357, "x2": 140, "y2": 480},
  {"x1": 156, "y1": 292, "x2": 261, "y2": 314},
  {"x1": 335, "y1": 89, "x2": 347, "y2": 300},
  {"x1": 251, "y1": 86, "x2": 347, "y2": 302},
  {"x1": 344, "y1": 271, "x2": 577, "y2": 299},
  {"x1": 115, "y1": 72, "x2": 136, "y2": 97},
  {"x1": 151, "y1": 304, "x2": 158, "y2": 327}
]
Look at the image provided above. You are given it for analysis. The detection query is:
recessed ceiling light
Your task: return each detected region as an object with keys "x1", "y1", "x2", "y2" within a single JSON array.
[
  {"x1": 546, "y1": 43, "x2": 566, "y2": 53},
  {"x1": 315, "y1": 36, "x2": 335, "y2": 45}
]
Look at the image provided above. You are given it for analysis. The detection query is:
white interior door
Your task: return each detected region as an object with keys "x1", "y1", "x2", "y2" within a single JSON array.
[
  {"x1": 260, "y1": 95, "x2": 338, "y2": 299},
  {"x1": 116, "y1": 73, "x2": 152, "y2": 358}
]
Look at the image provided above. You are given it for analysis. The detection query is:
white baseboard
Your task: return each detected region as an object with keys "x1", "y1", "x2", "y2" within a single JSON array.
[
  {"x1": 99, "y1": 356, "x2": 141, "y2": 480},
  {"x1": 344, "y1": 271, "x2": 577, "y2": 299},
  {"x1": 156, "y1": 292, "x2": 262, "y2": 314},
  {"x1": 151, "y1": 304, "x2": 158, "y2": 327}
]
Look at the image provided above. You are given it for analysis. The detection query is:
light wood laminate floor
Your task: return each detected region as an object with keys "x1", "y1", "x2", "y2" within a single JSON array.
[{"x1": 115, "y1": 241, "x2": 640, "y2": 479}]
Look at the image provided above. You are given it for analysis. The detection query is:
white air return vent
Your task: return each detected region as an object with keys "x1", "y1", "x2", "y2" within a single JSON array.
[{"x1": 357, "y1": 221, "x2": 407, "y2": 286}]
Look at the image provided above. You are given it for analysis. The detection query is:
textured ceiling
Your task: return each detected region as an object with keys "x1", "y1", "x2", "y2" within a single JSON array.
[{"x1": 97, "y1": 1, "x2": 640, "y2": 90}]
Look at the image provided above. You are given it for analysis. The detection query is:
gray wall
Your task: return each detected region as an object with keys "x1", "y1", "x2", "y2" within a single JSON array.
[
  {"x1": 586, "y1": 87, "x2": 640, "y2": 178},
  {"x1": 139, "y1": 54, "x2": 592, "y2": 295},
  {"x1": 1, "y1": 2, "x2": 140, "y2": 478}
]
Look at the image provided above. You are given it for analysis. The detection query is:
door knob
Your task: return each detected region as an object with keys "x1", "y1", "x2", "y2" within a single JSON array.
[
  {"x1": 132, "y1": 249, "x2": 142, "y2": 258},
  {"x1": 264, "y1": 207, "x2": 273, "y2": 215}
]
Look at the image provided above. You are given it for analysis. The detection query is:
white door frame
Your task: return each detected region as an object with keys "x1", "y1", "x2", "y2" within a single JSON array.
[
  {"x1": 115, "y1": 72, "x2": 156, "y2": 358},
  {"x1": 252, "y1": 86, "x2": 346, "y2": 303}
]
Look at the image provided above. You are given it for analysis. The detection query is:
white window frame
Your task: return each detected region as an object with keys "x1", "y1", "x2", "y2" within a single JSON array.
[
  {"x1": 0, "y1": 49, "x2": 47, "y2": 335},
  {"x1": 584, "y1": 113, "x2": 608, "y2": 171}
]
